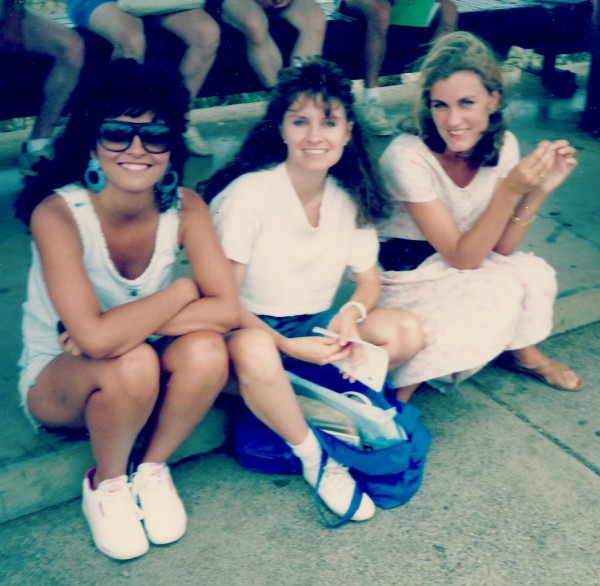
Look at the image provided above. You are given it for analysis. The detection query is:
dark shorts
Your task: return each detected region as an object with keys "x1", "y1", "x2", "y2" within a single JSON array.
[
  {"x1": 258, "y1": 309, "x2": 336, "y2": 338},
  {"x1": 378, "y1": 238, "x2": 436, "y2": 272},
  {"x1": 258, "y1": 309, "x2": 336, "y2": 370},
  {"x1": 67, "y1": 0, "x2": 112, "y2": 28}
]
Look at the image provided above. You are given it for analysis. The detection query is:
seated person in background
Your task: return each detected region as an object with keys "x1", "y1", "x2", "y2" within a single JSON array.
[
  {"x1": 14, "y1": 59, "x2": 239, "y2": 560},
  {"x1": 66, "y1": 0, "x2": 220, "y2": 156},
  {"x1": 376, "y1": 32, "x2": 583, "y2": 403},
  {"x1": 0, "y1": 0, "x2": 84, "y2": 175},
  {"x1": 216, "y1": 0, "x2": 326, "y2": 88},
  {"x1": 203, "y1": 59, "x2": 424, "y2": 522},
  {"x1": 341, "y1": 0, "x2": 457, "y2": 136}
]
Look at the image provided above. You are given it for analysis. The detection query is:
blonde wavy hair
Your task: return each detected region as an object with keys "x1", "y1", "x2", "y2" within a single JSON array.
[{"x1": 414, "y1": 31, "x2": 507, "y2": 166}]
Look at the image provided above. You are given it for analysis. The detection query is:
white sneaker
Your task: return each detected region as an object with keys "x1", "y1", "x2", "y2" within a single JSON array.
[
  {"x1": 132, "y1": 463, "x2": 187, "y2": 545},
  {"x1": 304, "y1": 457, "x2": 375, "y2": 522},
  {"x1": 184, "y1": 126, "x2": 213, "y2": 157},
  {"x1": 82, "y1": 468, "x2": 149, "y2": 560},
  {"x1": 361, "y1": 99, "x2": 393, "y2": 136}
]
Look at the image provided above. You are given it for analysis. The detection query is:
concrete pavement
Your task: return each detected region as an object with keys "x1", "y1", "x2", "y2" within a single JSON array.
[
  {"x1": 0, "y1": 65, "x2": 598, "y2": 584},
  {"x1": 0, "y1": 321, "x2": 599, "y2": 585}
]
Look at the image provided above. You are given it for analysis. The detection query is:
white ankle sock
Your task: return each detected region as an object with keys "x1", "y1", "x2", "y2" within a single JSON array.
[
  {"x1": 26, "y1": 138, "x2": 51, "y2": 153},
  {"x1": 288, "y1": 428, "x2": 321, "y2": 473}
]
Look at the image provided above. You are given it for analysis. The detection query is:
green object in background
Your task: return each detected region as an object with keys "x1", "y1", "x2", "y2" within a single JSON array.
[{"x1": 389, "y1": 0, "x2": 439, "y2": 27}]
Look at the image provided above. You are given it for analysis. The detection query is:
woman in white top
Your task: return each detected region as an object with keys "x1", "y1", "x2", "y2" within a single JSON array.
[
  {"x1": 377, "y1": 32, "x2": 583, "y2": 402},
  {"x1": 15, "y1": 60, "x2": 238, "y2": 560},
  {"x1": 203, "y1": 59, "x2": 424, "y2": 523}
]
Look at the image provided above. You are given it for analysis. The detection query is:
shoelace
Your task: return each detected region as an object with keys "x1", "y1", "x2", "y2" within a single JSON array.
[
  {"x1": 103, "y1": 483, "x2": 144, "y2": 521},
  {"x1": 134, "y1": 471, "x2": 170, "y2": 505}
]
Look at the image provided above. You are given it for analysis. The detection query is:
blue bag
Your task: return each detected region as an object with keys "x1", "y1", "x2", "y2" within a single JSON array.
[{"x1": 234, "y1": 363, "x2": 431, "y2": 526}]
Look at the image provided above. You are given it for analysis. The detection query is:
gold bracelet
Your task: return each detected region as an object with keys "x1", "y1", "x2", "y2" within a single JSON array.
[{"x1": 510, "y1": 212, "x2": 536, "y2": 227}]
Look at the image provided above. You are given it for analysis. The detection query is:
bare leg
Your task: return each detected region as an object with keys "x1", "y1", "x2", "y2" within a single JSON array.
[
  {"x1": 280, "y1": 0, "x2": 326, "y2": 61},
  {"x1": 358, "y1": 307, "x2": 424, "y2": 370},
  {"x1": 357, "y1": 307, "x2": 423, "y2": 403},
  {"x1": 394, "y1": 383, "x2": 420, "y2": 403},
  {"x1": 160, "y1": 8, "x2": 220, "y2": 98},
  {"x1": 343, "y1": 0, "x2": 392, "y2": 134},
  {"x1": 22, "y1": 10, "x2": 84, "y2": 139},
  {"x1": 222, "y1": 0, "x2": 282, "y2": 88},
  {"x1": 141, "y1": 331, "x2": 229, "y2": 464},
  {"x1": 27, "y1": 344, "x2": 161, "y2": 486},
  {"x1": 434, "y1": 0, "x2": 458, "y2": 38},
  {"x1": 227, "y1": 328, "x2": 310, "y2": 444},
  {"x1": 87, "y1": 2, "x2": 146, "y2": 61},
  {"x1": 344, "y1": 0, "x2": 391, "y2": 89}
]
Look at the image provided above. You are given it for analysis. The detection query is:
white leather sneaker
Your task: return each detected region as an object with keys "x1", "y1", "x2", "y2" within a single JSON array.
[
  {"x1": 82, "y1": 468, "x2": 149, "y2": 560},
  {"x1": 304, "y1": 457, "x2": 376, "y2": 521},
  {"x1": 361, "y1": 99, "x2": 393, "y2": 136},
  {"x1": 133, "y1": 463, "x2": 187, "y2": 545}
]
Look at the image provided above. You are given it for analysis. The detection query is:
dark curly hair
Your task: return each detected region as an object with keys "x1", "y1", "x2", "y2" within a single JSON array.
[
  {"x1": 15, "y1": 58, "x2": 190, "y2": 225},
  {"x1": 413, "y1": 32, "x2": 507, "y2": 167},
  {"x1": 200, "y1": 58, "x2": 392, "y2": 225}
]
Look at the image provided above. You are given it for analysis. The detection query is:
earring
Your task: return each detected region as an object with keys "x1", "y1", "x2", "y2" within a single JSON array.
[
  {"x1": 155, "y1": 164, "x2": 179, "y2": 211},
  {"x1": 84, "y1": 158, "x2": 106, "y2": 193}
]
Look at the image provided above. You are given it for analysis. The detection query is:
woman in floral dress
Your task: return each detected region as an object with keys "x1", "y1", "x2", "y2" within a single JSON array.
[{"x1": 377, "y1": 32, "x2": 583, "y2": 402}]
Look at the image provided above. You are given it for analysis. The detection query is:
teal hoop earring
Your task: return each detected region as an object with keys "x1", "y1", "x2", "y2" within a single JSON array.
[
  {"x1": 84, "y1": 158, "x2": 106, "y2": 192},
  {"x1": 156, "y1": 164, "x2": 179, "y2": 211}
]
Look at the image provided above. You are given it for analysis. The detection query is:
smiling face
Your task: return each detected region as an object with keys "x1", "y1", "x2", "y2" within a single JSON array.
[
  {"x1": 281, "y1": 94, "x2": 353, "y2": 179},
  {"x1": 429, "y1": 70, "x2": 500, "y2": 155},
  {"x1": 93, "y1": 112, "x2": 171, "y2": 196}
]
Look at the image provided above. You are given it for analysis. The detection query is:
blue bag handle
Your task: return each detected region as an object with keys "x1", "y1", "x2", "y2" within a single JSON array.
[{"x1": 313, "y1": 448, "x2": 364, "y2": 529}]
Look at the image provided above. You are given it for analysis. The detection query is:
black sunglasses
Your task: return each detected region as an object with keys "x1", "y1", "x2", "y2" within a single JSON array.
[{"x1": 98, "y1": 120, "x2": 173, "y2": 154}]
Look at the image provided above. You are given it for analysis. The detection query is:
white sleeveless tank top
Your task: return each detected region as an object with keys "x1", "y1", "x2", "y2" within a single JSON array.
[{"x1": 18, "y1": 184, "x2": 181, "y2": 398}]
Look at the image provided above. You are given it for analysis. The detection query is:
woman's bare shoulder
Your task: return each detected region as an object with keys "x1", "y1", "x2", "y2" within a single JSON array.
[
  {"x1": 178, "y1": 186, "x2": 208, "y2": 210},
  {"x1": 30, "y1": 192, "x2": 73, "y2": 229}
]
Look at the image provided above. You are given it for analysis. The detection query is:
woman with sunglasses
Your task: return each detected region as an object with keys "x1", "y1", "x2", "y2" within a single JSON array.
[
  {"x1": 203, "y1": 59, "x2": 424, "y2": 522},
  {"x1": 14, "y1": 59, "x2": 238, "y2": 560}
]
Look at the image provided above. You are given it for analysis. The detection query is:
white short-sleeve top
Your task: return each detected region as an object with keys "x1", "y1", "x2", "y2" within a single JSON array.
[
  {"x1": 378, "y1": 131, "x2": 520, "y2": 240},
  {"x1": 209, "y1": 163, "x2": 378, "y2": 316}
]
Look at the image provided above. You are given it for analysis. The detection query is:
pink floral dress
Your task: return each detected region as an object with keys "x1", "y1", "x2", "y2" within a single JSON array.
[{"x1": 378, "y1": 132, "x2": 556, "y2": 391}]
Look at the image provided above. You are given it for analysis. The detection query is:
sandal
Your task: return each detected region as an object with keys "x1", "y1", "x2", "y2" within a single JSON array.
[{"x1": 496, "y1": 354, "x2": 584, "y2": 392}]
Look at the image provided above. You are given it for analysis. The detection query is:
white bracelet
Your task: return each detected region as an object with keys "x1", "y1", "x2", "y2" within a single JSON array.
[{"x1": 339, "y1": 301, "x2": 367, "y2": 323}]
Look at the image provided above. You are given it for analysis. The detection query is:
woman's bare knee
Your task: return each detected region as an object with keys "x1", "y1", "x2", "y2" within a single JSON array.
[
  {"x1": 228, "y1": 329, "x2": 282, "y2": 384},
  {"x1": 397, "y1": 311, "x2": 425, "y2": 355},
  {"x1": 163, "y1": 331, "x2": 228, "y2": 377},
  {"x1": 361, "y1": 308, "x2": 424, "y2": 365},
  {"x1": 101, "y1": 343, "x2": 161, "y2": 406},
  {"x1": 26, "y1": 344, "x2": 159, "y2": 426}
]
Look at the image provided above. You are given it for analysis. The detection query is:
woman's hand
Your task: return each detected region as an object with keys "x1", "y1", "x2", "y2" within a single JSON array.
[
  {"x1": 504, "y1": 140, "x2": 557, "y2": 196},
  {"x1": 326, "y1": 310, "x2": 362, "y2": 346},
  {"x1": 282, "y1": 335, "x2": 351, "y2": 365},
  {"x1": 326, "y1": 311, "x2": 367, "y2": 382},
  {"x1": 504, "y1": 140, "x2": 577, "y2": 197},
  {"x1": 536, "y1": 139, "x2": 577, "y2": 194},
  {"x1": 58, "y1": 329, "x2": 83, "y2": 357}
]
